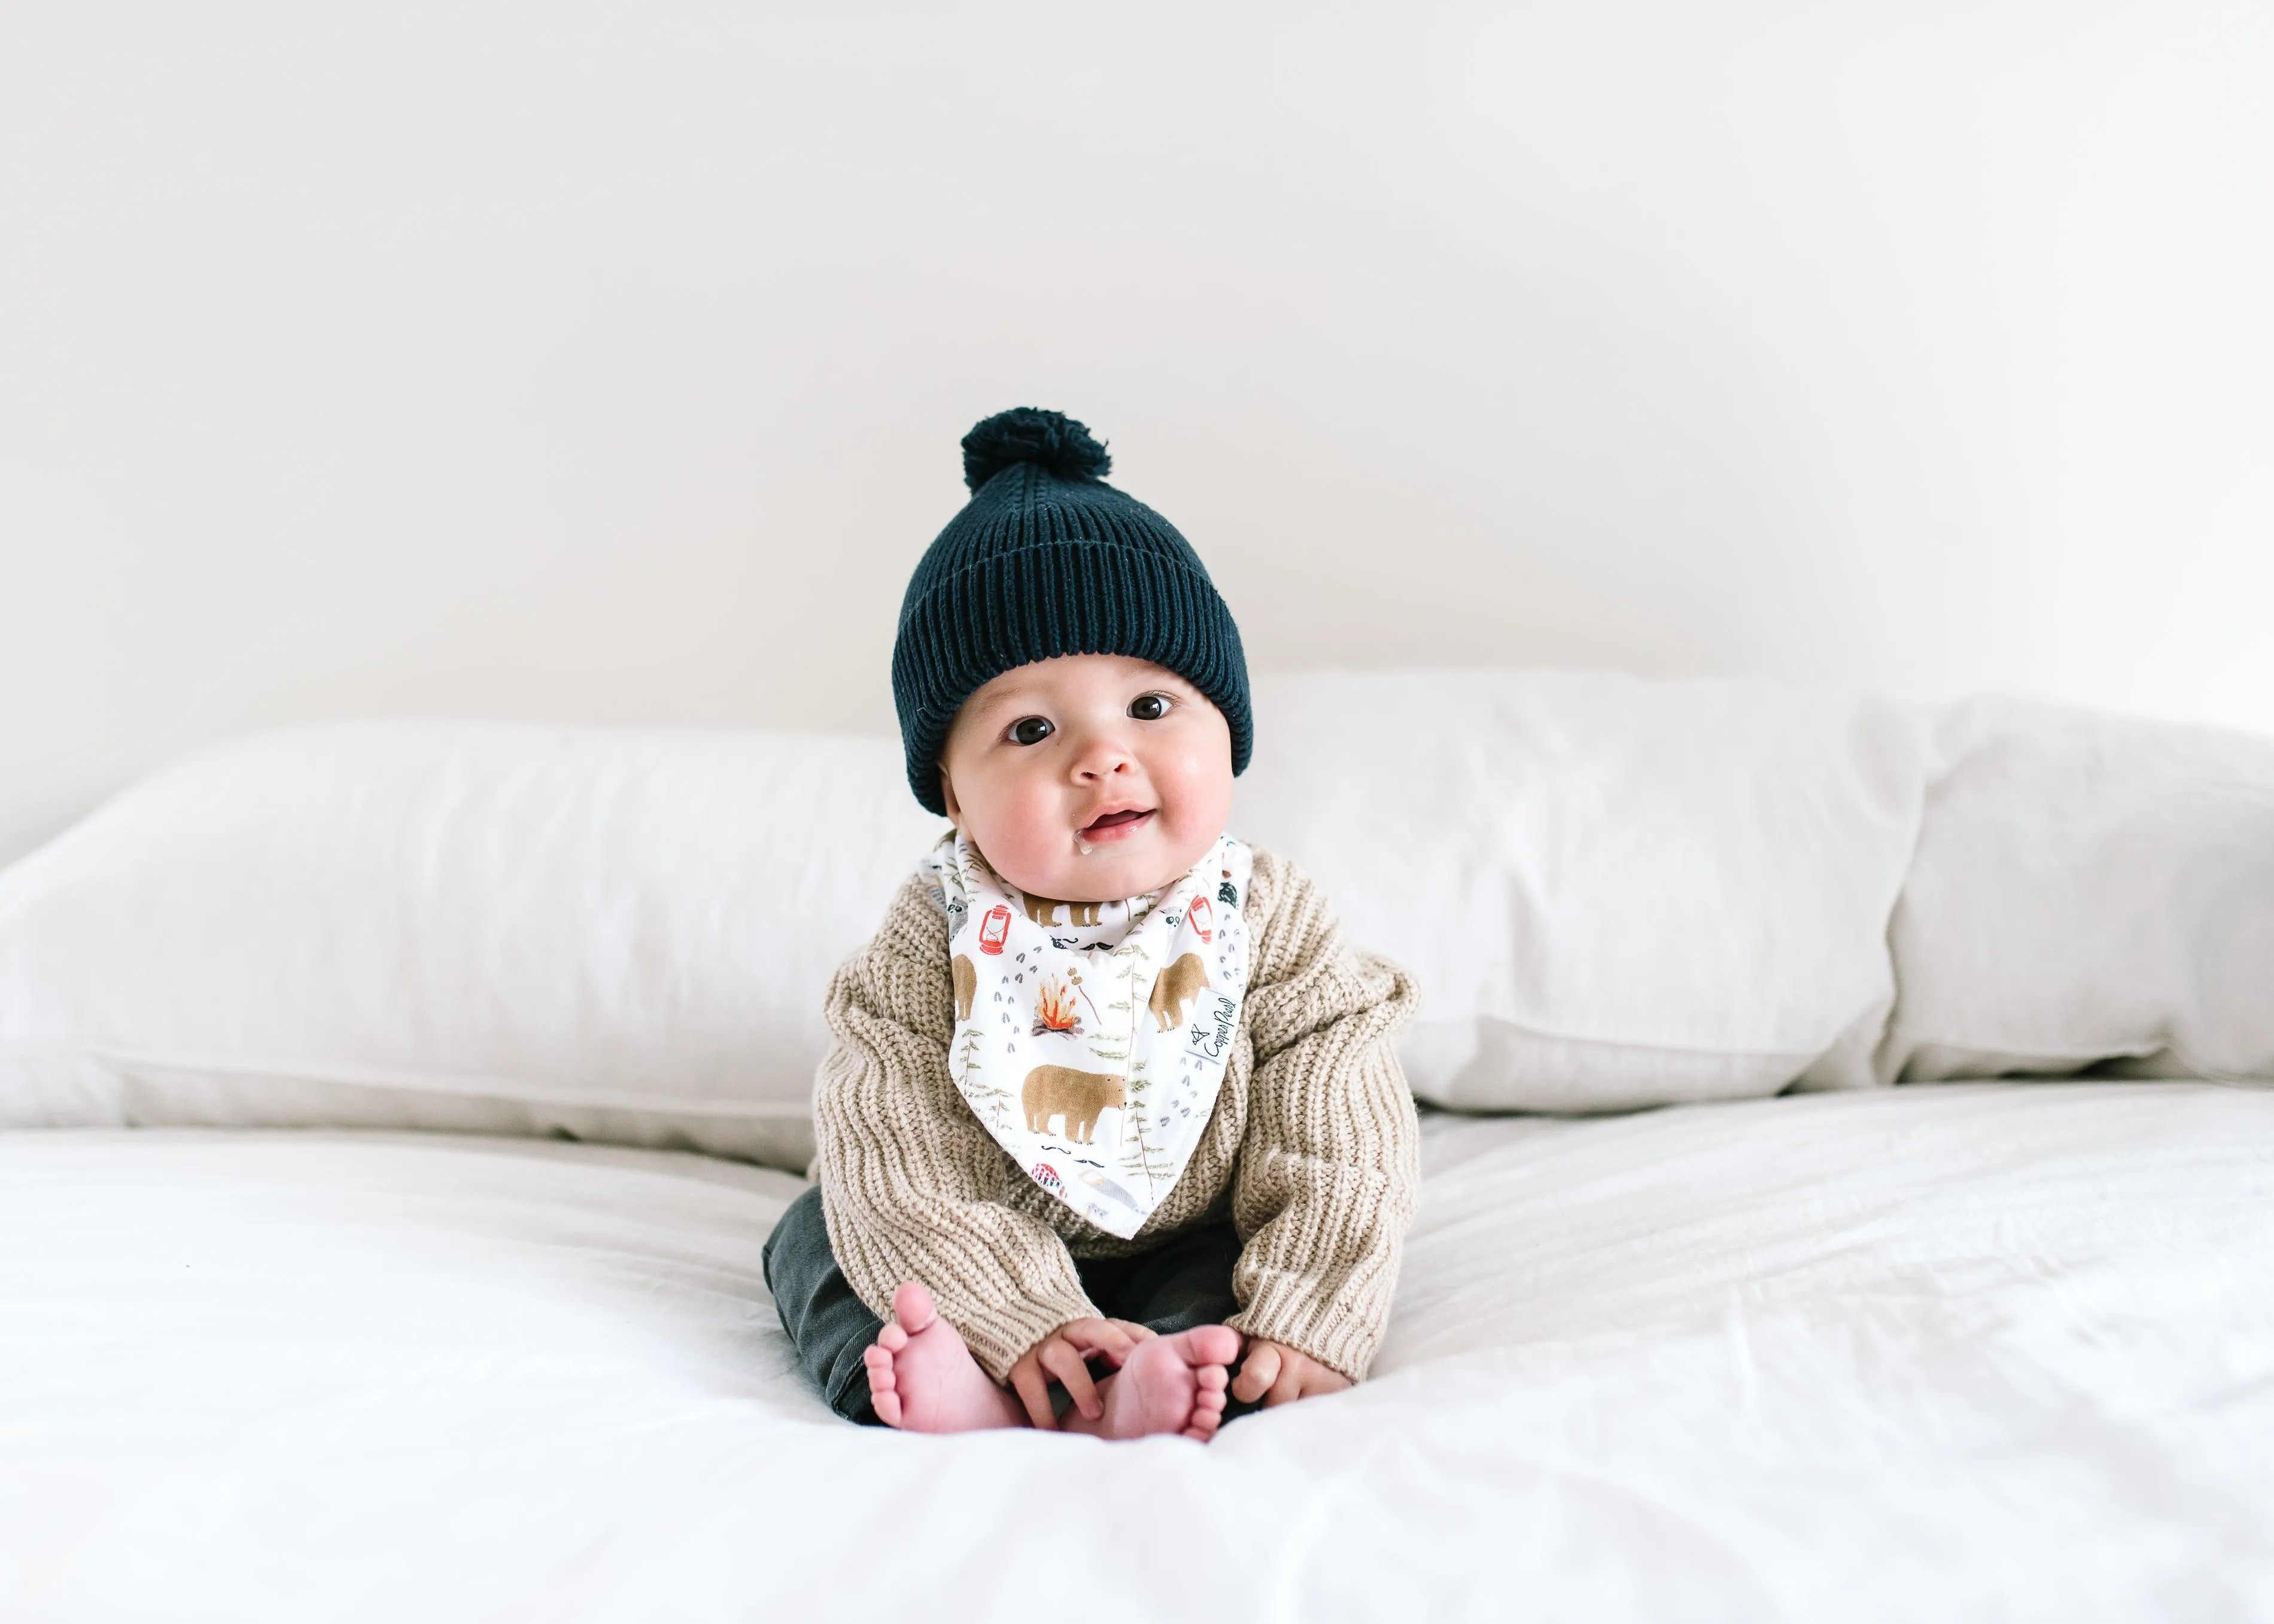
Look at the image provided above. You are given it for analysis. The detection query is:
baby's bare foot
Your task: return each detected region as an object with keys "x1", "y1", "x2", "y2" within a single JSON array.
[
  {"x1": 1069, "y1": 1325, "x2": 1240, "y2": 1442},
  {"x1": 862, "y1": 1282, "x2": 1025, "y2": 1434}
]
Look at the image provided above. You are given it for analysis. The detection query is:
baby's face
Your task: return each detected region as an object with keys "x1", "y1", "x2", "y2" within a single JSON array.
[{"x1": 938, "y1": 654, "x2": 1234, "y2": 904}]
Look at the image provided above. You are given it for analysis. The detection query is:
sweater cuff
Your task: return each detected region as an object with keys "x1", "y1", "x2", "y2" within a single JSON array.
[
  {"x1": 1226, "y1": 1269, "x2": 1389, "y2": 1385},
  {"x1": 945, "y1": 1278, "x2": 1104, "y2": 1384}
]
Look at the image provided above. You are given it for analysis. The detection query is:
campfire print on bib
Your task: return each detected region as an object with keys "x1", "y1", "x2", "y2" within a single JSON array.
[{"x1": 920, "y1": 831, "x2": 1253, "y2": 1239}]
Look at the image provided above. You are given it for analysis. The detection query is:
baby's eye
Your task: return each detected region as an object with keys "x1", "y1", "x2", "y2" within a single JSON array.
[
  {"x1": 1128, "y1": 693, "x2": 1172, "y2": 722},
  {"x1": 1008, "y1": 716, "x2": 1055, "y2": 746}
]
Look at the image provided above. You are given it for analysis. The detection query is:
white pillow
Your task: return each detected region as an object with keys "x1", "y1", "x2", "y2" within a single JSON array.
[
  {"x1": 0, "y1": 673, "x2": 1956, "y2": 1154},
  {"x1": 1233, "y1": 670, "x2": 1931, "y2": 1112},
  {"x1": 1877, "y1": 697, "x2": 2274, "y2": 1083},
  {"x1": 0, "y1": 722, "x2": 942, "y2": 1171}
]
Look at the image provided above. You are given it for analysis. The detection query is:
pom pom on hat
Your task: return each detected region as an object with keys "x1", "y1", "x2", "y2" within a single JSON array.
[{"x1": 960, "y1": 407, "x2": 1112, "y2": 492}]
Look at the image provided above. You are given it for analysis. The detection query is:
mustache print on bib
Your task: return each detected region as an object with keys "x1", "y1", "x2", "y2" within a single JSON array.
[{"x1": 920, "y1": 831, "x2": 1253, "y2": 1239}]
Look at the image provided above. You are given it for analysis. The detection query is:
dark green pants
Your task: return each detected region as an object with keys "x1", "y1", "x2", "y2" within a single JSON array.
[{"x1": 762, "y1": 1185, "x2": 1257, "y2": 1425}]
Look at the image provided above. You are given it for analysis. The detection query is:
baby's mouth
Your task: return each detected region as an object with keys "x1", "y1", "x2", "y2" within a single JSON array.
[{"x1": 1079, "y1": 808, "x2": 1154, "y2": 842}]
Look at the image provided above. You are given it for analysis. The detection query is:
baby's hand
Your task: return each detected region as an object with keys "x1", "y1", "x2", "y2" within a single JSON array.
[
  {"x1": 1230, "y1": 1339, "x2": 1351, "y2": 1408},
  {"x1": 1006, "y1": 1318, "x2": 1156, "y2": 1429}
]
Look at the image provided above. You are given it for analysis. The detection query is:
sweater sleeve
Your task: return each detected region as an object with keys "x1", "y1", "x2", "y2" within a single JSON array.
[
  {"x1": 810, "y1": 877, "x2": 1102, "y2": 1382},
  {"x1": 1224, "y1": 855, "x2": 1422, "y2": 1382}
]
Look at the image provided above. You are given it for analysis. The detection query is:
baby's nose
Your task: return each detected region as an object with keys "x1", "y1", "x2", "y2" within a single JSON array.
[{"x1": 1071, "y1": 733, "x2": 1137, "y2": 778}]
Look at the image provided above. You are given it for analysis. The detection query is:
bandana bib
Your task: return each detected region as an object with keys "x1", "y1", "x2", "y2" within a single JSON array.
[{"x1": 919, "y1": 831, "x2": 1253, "y2": 1239}]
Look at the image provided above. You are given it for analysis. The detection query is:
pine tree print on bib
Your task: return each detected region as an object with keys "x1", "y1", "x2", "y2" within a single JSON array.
[{"x1": 920, "y1": 831, "x2": 1253, "y2": 1239}]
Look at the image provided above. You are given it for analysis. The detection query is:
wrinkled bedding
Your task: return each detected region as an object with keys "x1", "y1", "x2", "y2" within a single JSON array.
[{"x1": 4, "y1": 1082, "x2": 2272, "y2": 1621}]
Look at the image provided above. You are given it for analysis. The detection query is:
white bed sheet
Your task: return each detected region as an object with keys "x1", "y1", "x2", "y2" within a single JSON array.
[{"x1": 3, "y1": 1084, "x2": 2271, "y2": 1622}]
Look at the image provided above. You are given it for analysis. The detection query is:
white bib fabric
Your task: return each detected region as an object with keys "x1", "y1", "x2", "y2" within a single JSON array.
[{"x1": 920, "y1": 831, "x2": 1254, "y2": 1239}]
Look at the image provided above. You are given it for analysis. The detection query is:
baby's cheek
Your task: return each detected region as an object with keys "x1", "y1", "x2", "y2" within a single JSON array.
[
  {"x1": 975, "y1": 782, "x2": 1072, "y2": 880},
  {"x1": 1157, "y1": 747, "x2": 1235, "y2": 840}
]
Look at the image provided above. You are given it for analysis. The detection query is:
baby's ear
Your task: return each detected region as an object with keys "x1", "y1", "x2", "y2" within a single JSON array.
[{"x1": 937, "y1": 763, "x2": 962, "y2": 825}]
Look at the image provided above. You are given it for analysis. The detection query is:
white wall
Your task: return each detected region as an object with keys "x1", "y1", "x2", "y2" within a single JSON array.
[{"x1": 4, "y1": 0, "x2": 2270, "y2": 865}]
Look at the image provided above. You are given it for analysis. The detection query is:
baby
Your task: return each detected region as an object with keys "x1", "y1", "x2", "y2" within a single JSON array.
[{"x1": 763, "y1": 408, "x2": 1420, "y2": 1440}]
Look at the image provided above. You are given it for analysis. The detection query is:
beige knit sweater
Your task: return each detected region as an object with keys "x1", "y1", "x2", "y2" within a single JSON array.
[{"x1": 811, "y1": 848, "x2": 1421, "y2": 1384}]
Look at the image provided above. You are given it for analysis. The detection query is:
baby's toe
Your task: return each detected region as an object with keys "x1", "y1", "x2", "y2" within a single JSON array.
[
  {"x1": 889, "y1": 1281, "x2": 938, "y2": 1335},
  {"x1": 1185, "y1": 1325, "x2": 1241, "y2": 1367},
  {"x1": 865, "y1": 1351, "x2": 904, "y2": 1427},
  {"x1": 1196, "y1": 1366, "x2": 1228, "y2": 1392}
]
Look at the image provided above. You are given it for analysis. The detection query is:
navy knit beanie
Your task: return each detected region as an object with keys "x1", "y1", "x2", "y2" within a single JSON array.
[{"x1": 892, "y1": 407, "x2": 1252, "y2": 814}]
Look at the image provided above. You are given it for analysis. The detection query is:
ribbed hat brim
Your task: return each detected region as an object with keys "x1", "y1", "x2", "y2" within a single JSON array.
[{"x1": 893, "y1": 537, "x2": 1251, "y2": 814}]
